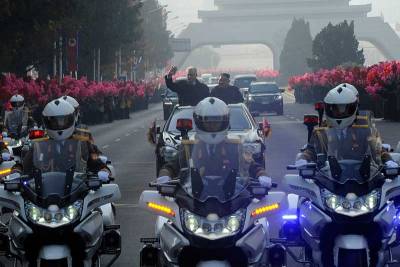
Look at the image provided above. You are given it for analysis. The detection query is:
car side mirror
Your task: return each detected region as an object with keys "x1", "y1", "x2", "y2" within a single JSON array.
[
  {"x1": 280, "y1": 88, "x2": 285, "y2": 93},
  {"x1": 156, "y1": 126, "x2": 161, "y2": 134},
  {"x1": 161, "y1": 93, "x2": 166, "y2": 98}
]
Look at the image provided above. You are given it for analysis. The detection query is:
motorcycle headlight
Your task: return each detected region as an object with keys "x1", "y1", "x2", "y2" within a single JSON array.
[
  {"x1": 161, "y1": 146, "x2": 178, "y2": 161},
  {"x1": 325, "y1": 195, "x2": 339, "y2": 210},
  {"x1": 322, "y1": 190, "x2": 380, "y2": 217},
  {"x1": 248, "y1": 95, "x2": 253, "y2": 101},
  {"x1": 364, "y1": 191, "x2": 379, "y2": 210},
  {"x1": 182, "y1": 210, "x2": 244, "y2": 240},
  {"x1": 25, "y1": 200, "x2": 82, "y2": 228}
]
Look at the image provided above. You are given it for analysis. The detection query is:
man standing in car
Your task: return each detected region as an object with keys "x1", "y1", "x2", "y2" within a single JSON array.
[
  {"x1": 211, "y1": 73, "x2": 244, "y2": 104},
  {"x1": 165, "y1": 66, "x2": 209, "y2": 106}
]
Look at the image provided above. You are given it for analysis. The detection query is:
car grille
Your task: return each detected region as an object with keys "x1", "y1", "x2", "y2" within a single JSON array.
[{"x1": 254, "y1": 95, "x2": 276, "y2": 104}]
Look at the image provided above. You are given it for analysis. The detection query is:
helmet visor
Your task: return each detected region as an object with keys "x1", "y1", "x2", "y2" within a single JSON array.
[
  {"x1": 10, "y1": 101, "x2": 24, "y2": 108},
  {"x1": 325, "y1": 102, "x2": 357, "y2": 119},
  {"x1": 194, "y1": 115, "x2": 229, "y2": 133},
  {"x1": 43, "y1": 114, "x2": 75, "y2": 131}
]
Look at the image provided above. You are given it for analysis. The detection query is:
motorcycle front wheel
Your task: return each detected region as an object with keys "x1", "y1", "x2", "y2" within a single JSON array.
[{"x1": 337, "y1": 249, "x2": 368, "y2": 267}]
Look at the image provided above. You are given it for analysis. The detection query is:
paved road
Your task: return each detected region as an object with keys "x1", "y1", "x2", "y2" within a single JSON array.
[
  {"x1": 102, "y1": 95, "x2": 400, "y2": 266},
  {"x1": 3, "y1": 95, "x2": 400, "y2": 266}
]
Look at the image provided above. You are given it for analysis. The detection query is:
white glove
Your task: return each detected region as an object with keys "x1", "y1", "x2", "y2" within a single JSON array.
[
  {"x1": 1, "y1": 152, "x2": 11, "y2": 161},
  {"x1": 382, "y1": 144, "x2": 391, "y2": 152},
  {"x1": 258, "y1": 176, "x2": 272, "y2": 188},
  {"x1": 295, "y1": 159, "x2": 308, "y2": 167},
  {"x1": 156, "y1": 176, "x2": 171, "y2": 184},
  {"x1": 386, "y1": 160, "x2": 399, "y2": 168},
  {"x1": 98, "y1": 170, "x2": 110, "y2": 182},
  {"x1": 99, "y1": 155, "x2": 108, "y2": 164}
]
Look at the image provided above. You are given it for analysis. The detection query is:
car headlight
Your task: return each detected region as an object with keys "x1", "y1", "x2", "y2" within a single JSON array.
[
  {"x1": 161, "y1": 146, "x2": 178, "y2": 161},
  {"x1": 322, "y1": 190, "x2": 380, "y2": 217},
  {"x1": 25, "y1": 200, "x2": 82, "y2": 228},
  {"x1": 248, "y1": 95, "x2": 253, "y2": 101},
  {"x1": 182, "y1": 210, "x2": 244, "y2": 240},
  {"x1": 276, "y1": 95, "x2": 282, "y2": 100}
]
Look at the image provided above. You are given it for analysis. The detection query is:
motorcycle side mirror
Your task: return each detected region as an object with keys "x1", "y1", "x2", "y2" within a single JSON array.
[
  {"x1": 86, "y1": 179, "x2": 102, "y2": 190},
  {"x1": 249, "y1": 186, "x2": 268, "y2": 197},
  {"x1": 4, "y1": 180, "x2": 20, "y2": 192},
  {"x1": 383, "y1": 167, "x2": 400, "y2": 178},
  {"x1": 158, "y1": 184, "x2": 176, "y2": 197},
  {"x1": 304, "y1": 115, "x2": 319, "y2": 142}
]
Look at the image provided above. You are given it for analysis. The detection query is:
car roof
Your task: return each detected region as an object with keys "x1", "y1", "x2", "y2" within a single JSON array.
[{"x1": 233, "y1": 74, "x2": 257, "y2": 79}]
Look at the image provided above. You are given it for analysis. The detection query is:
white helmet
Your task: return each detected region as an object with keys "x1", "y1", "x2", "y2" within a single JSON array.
[
  {"x1": 42, "y1": 99, "x2": 76, "y2": 141},
  {"x1": 324, "y1": 85, "x2": 358, "y2": 129},
  {"x1": 10, "y1": 94, "x2": 25, "y2": 111},
  {"x1": 59, "y1": 95, "x2": 80, "y2": 122},
  {"x1": 193, "y1": 97, "x2": 229, "y2": 144}
]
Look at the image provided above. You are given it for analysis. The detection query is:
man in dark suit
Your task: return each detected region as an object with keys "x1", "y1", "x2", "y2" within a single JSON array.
[
  {"x1": 165, "y1": 66, "x2": 209, "y2": 106},
  {"x1": 211, "y1": 73, "x2": 244, "y2": 104}
]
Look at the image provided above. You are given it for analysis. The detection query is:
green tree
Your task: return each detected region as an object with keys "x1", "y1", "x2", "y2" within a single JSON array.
[
  {"x1": 279, "y1": 18, "x2": 312, "y2": 85},
  {"x1": 308, "y1": 20, "x2": 365, "y2": 71}
]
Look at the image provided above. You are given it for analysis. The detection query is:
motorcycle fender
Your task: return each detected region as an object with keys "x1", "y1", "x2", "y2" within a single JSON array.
[
  {"x1": 9, "y1": 215, "x2": 33, "y2": 249},
  {"x1": 74, "y1": 211, "x2": 103, "y2": 248},
  {"x1": 380, "y1": 177, "x2": 400, "y2": 209},
  {"x1": 244, "y1": 191, "x2": 285, "y2": 227},
  {"x1": 38, "y1": 245, "x2": 71, "y2": 260},
  {"x1": 333, "y1": 235, "x2": 368, "y2": 267},
  {"x1": 159, "y1": 221, "x2": 190, "y2": 264},
  {"x1": 99, "y1": 203, "x2": 115, "y2": 226},
  {"x1": 284, "y1": 174, "x2": 323, "y2": 208},
  {"x1": 299, "y1": 201, "x2": 332, "y2": 250},
  {"x1": 0, "y1": 185, "x2": 24, "y2": 217},
  {"x1": 81, "y1": 184, "x2": 121, "y2": 218},
  {"x1": 374, "y1": 202, "x2": 397, "y2": 238},
  {"x1": 236, "y1": 223, "x2": 267, "y2": 264},
  {"x1": 139, "y1": 191, "x2": 181, "y2": 231}
]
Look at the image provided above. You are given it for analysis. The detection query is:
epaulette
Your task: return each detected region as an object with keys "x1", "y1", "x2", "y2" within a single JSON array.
[
  {"x1": 352, "y1": 124, "x2": 369, "y2": 129},
  {"x1": 182, "y1": 139, "x2": 197, "y2": 145},
  {"x1": 356, "y1": 115, "x2": 369, "y2": 120},
  {"x1": 72, "y1": 133, "x2": 90, "y2": 142},
  {"x1": 314, "y1": 127, "x2": 327, "y2": 131},
  {"x1": 31, "y1": 137, "x2": 50, "y2": 142},
  {"x1": 76, "y1": 127, "x2": 91, "y2": 133}
]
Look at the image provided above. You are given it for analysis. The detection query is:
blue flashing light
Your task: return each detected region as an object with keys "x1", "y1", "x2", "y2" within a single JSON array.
[{"x1": 282, "y1": 214, "x2": 298, "y2": 220}]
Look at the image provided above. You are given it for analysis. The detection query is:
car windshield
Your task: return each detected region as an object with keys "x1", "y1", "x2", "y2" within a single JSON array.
[
  {"x1": 250, "y1": 84, "x2": 280, "y2": 94},
  {"x1": 179, "y1": 139, "x2": 256, "y2": 203},
  {"x1": 233, "y1": 77, "x2": 257, "y2": 88},
  {"x1": 167, "y1": 107, "x2": 251, "y2": 133}
]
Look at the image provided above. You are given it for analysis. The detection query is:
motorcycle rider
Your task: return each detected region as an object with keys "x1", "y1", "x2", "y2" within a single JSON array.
[
  {"x1": 3, "y1": 94, "x2": 34, "y2": 138},
  {"x1": 15, "y1": 99, "x2": 109, "y2": 180},
  {"x1": 158, "y1": 97, "x2": 272, "y2": 187},
  {"x1": 59, "y1": 95, "x2": 95, "y2": 144},
  {"x1": 296, "y1": 84, "x2": 395, "y2": 167}
]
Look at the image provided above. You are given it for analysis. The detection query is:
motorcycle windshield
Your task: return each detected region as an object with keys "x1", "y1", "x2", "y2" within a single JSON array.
[
  {"x1": 179, "y1": 138, "x2": 260, "y2": 203},
  {"x1": 315, "y1": 128, "x2": 383, "y2": 194},
  {"x1": 30, "y1": 139, "x2": 87, "y2": 198}
]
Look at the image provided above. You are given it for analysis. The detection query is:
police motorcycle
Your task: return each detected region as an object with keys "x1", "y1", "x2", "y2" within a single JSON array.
[
  {"x1": 0, "y1": 139, "x2": 121, "y2": 267},
  {"x1": 139, "y1": 119, "x2": 285, "y2": 267},
  {"x1": 277, "y1": 115, "x2": 400, "y2": 267}
]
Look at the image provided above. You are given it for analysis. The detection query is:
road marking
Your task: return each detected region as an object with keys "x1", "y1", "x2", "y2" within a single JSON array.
[
  {"x1": 115, "y1": 138, "x2": 121, "y2": 142},
  {"x1": 133, "y1": 130, "x2": 138, "y2": 133},
  {"x1": 296, "y1": 119, "x2": 301, "y2": 122},
  {"x1": 102, "y1": 145, "x2": 109, "y2": 149},
  {"x1": 289, "y1": 116, "x2": 295, "y2": 120},
  {"x1": 125, "y1": 133, "x2": 131, "y2": 137},
  {"x1": 114, "y1": 203, "x2": 139, "y2": 208}
]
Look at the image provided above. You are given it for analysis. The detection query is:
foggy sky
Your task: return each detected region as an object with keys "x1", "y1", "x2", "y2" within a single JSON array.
[{"x1": 162, "y1": 0, "x2": 399, "y2": 32}]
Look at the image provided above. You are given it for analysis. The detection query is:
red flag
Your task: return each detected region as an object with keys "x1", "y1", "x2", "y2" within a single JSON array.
[{"x1": 67, "y1": 34, "x2": 78, "y2": 72}]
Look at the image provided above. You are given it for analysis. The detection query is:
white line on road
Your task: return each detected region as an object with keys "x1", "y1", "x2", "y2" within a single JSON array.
[
  {"x1": 115, "y1": 138, "x2": 121, "y2": 142},
  {"x1": 102, "y1": 145, "x2": 109, "y2": 149},
  {"x1": 125, "y1": 133, "x2": 131, "y2": 137}
]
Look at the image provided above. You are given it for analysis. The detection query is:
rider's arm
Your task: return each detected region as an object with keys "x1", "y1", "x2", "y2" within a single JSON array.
[{"x1": 164, "y1": 75, "x2": 183, "y2": 94}]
